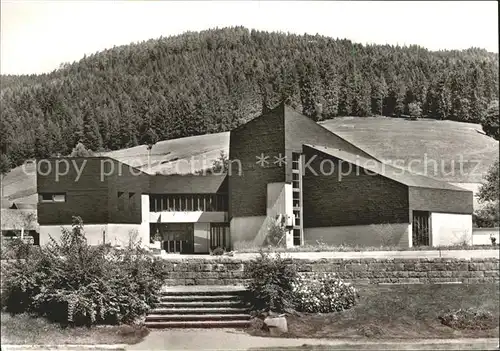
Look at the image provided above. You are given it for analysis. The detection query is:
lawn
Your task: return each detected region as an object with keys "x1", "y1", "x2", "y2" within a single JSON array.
[
  {"x1": 321, "y1": 117, "x2": 498, "y2": 183},
  {"x1": 0, "y1": 313, "x2": 149, "y2": 346},
  {"x1": 249, "y1": 341, "x2": 500, "y2": 350},
  {"x1": 248, "y1": 283, "x2": 500, "y2": 340}
]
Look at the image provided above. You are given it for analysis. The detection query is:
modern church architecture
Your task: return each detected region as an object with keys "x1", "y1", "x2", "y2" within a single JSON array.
[{"x1": 37, "y1": 103, "x2": 474, "y2": 252}]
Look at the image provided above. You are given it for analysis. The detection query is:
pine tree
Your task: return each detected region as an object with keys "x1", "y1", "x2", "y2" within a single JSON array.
[
  {"x1": 483, "y1": 100, "x2": 499, "y2": 140},
  {"x1": 82, "y1": 110, "x2": 103, "y2": 151}
]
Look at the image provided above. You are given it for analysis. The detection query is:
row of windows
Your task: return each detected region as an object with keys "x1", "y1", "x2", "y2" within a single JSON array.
[{"x1": 149, "y1": 194, "x2": 228, "y2": 212}]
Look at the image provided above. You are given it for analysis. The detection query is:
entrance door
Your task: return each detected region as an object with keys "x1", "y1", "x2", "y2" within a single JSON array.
[
  {"x1": 210, "y1": 223, "x2": 230, "y2": 251},
  {"x1": 153, "y1": 223, "x2": 194, "y2": 254},
  {"x1": 412, "y1": 211, "x2": 431, "y2": 246}
]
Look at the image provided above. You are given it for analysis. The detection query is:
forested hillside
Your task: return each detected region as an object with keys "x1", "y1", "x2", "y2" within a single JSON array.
[{"x1": 1, "y1": 27, "x2": 498, "y2": 172}]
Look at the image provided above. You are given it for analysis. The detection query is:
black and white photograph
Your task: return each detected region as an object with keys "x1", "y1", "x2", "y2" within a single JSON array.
[{"x1": 0, "y1": 1, "x2": 499, "y2": 350}]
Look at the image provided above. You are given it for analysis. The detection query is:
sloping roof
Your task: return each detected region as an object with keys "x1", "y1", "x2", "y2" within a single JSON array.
[
  {"x1": 1, "y1": 209, "x2": 38, "y2": 230},
  {"x1": 150, "y1": 174, "x2": 228, "y2": 194},
  {"x1": 305, "y1": 144, "x2": 469, "y2": 191},
  {"x1": 283, "y1": 104, "x2": 380, "y2": 161}
]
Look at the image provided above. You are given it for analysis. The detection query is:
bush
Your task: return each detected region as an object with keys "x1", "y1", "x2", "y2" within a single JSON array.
[
  {"x1": 244, "y1": 250, "x2": 298, "y2": 312},
  {"x1": 473, "y1": 202, "x2": 499, "y2": 228},
  {"x1": 211, "y1": 247, "x2": 224, "y2": 255},
  {"x1": 264, "y1": 217, "x2": 287, "y2": 247},
  {"x1": 0, "y1": 237, "x2": 38, "y2": 260},
  {"x1": 2, "y1": 216, "x2": 168, "y2": 326},
  {"x1": 439, "y1": 308, "x2": 497, "y2": 330},
  {"x1": 292, "y1": 272, "x2": 359, "y2": 313}
]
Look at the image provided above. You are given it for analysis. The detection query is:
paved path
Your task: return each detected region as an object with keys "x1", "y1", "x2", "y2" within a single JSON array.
[{"x1": 126, "y1": 329, "x2": 499, "y2": 350}]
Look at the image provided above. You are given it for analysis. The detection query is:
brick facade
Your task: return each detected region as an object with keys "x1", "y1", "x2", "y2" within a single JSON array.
[
  {"x1": 302, "y1": 147, "x2": 410, "y2": 228},
  {"x1": 37, "y1": 158, "x2": 149, "y2": 225},
  {"x1": 409, "y1": 187, "x2": 473, "y2": 214},
  {"x1": 229, "y1": 108, "x2": 286, "y2": 218}
]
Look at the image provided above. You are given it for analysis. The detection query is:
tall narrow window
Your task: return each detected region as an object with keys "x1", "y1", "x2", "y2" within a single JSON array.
[
  {"x1": 117, "y1": 192, "x2": 125, "y2": 211},
  {"x1": 129, "y1": 192, "x2": 136, "y2": 211},
  {"x1": 293, "y1": 229, "x2": 301, "y2": 246}
]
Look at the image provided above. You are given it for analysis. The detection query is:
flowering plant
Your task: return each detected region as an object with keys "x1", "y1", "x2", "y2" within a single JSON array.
[{"x1": 291, "y1": 272, "x2": 358, "y2": 313}]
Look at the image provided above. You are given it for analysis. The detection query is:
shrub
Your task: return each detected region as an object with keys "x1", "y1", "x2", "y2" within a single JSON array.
[
  {"x1": 211, "y1": 247, "x2": 224, "y2": 256},
  {"x1": 439, "y1": 308, "x2": 496, "y2": 330},
  {"x1": 2, "y1": 216, "x2": 168, "y2": 326},
  {"x1": 264, "y1": 217, "x2": 287, "y2": 247},
  {"x1": 473, "y1": 202, "x2": 499, "y2": 228},
  {"x1": 0, "y1": 237, "x2": 37, "y2": 260},
  {"x1": 292, "y1": 272, "x2": 359, "y2": 313},
  {"x1": 244, "y1": 250, "x2": 297, "y2": 312}
]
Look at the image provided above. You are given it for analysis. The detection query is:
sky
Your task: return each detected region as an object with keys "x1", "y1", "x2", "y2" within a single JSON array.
[{"x1": 1, "y1": 1, "x2": 498, "y2": 75}]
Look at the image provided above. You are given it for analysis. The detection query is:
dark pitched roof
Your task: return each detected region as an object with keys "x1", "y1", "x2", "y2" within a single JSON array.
[
  {"x1": 150, "y1": 174, "x2": 228, "y2": 194},
  {"x1": 305, "y1": 144, "x2": 469, "y2": 192},
  {"x1": 40, "y1": 156, "x2": 151, "y2": 177}
]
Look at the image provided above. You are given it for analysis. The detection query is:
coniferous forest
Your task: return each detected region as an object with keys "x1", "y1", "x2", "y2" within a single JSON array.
[{"x1": 1, "y1": 27, "x2": 498, "y2": 172}]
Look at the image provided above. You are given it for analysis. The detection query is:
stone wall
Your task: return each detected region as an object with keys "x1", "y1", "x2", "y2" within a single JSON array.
[{"x1": 161, "y1": 257, "x2": 500, "y2": 286}]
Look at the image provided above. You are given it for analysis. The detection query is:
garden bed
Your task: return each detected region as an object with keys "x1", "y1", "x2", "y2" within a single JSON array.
[
  {"x1": 247, "y1": 283, "x2": 500, "y2": 340},
  {"x1": 0, "y1": 313, "x2": 148, "y2": 345}
]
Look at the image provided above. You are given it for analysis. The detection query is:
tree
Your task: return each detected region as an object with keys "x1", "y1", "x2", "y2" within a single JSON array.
[
  {"x1": 482, "y1": 100, "x2": 499, "y2": 140},
  {"x1": 408, "y1": 102, "x2": 422, "y2": 119},
  {"x1": 0, "y1": 28, "x2": 498, "y2": 168},
  {"x1": 82, "y1": 111, "x2": 103, "y2": 151},
  {"x1": 70, "y1": 142, "x2": 94, "y2": 157},
  {"x1": 478, "y1": 160, "x2": 499, "y2": 203},
  {"x1": 211, "y1": 151, "x2": 229, "y2": 174},
  {"x1": 0, "y1": 153, "x2": 11, "y2": 175},
  {"x1": 474, "y1": 160, "x2": 499, "y2": 228}
]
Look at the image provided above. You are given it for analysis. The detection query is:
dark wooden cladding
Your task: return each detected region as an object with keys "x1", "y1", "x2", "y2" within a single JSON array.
[
  {"x1": 37, "y1": 157, "x2": 148, "y2": 225},
  {"x1": 229, "y1": 105, "x2": 286, "y2": 218},
  {"x1": 302, "y1": 147, "x2": 410, "y2": 228}
]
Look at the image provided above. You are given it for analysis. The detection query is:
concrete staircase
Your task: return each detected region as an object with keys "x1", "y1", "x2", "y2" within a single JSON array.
[{"x1": 145, "y1": 286, "x2": 252, "y2": 328}]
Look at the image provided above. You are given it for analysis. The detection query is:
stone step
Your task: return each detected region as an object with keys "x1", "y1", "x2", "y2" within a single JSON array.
[
  {"x1": 161, "y1": 288, "x2": 247, "y2": 296},
  {"x1": 156, "y1": 300, "x2": 246, "y2": 308},
  {"x1": 159, "y1": 295, "x2": 242, "y2": 302},
  {"x1": 144, "y1": 320, "x2": 251, "y2": 329},
  {"x1": 150, "y1": 307, "x2": 249, "y2": 314},
  {"x1": 146, "y1": 313, "x2": 251, "y2": 322}
]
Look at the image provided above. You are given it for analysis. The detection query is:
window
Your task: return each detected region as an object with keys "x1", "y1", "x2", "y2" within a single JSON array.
[
  {"x1": 117, "y1": 191, "x2": 125, "y2": 211},
  {"x1": 293, "y1": 211, "x2": 300, "y2": 226},
  {"x1": 293, "y1": 229, "x2": 301, "y2": 246},
  {"x1": 149, "y1": 194, "x2": 229, "y2": 212},
  {"x1": 129, "y1": 192, "x2": 136, "y2": 211},
  {"x1": 39, "y1": 193, "x2": 66, "y2": 203},
  {"x1": 292, "y1": 153, "x2": 301, "y2": 170},
  {"x1": 210, "y1": 223, "x2": 230, "y2": 250},
  {"x1": 412, "y1": 211, "x2": 430, "y2": 246}
]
